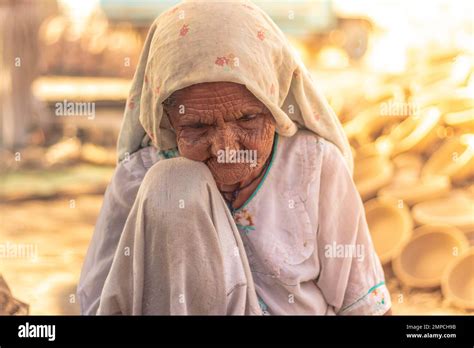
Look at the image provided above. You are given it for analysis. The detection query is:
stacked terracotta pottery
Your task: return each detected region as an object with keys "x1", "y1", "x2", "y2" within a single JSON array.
[{"x1": 343, "y1": 52, "x2": 474, "y2": 310}]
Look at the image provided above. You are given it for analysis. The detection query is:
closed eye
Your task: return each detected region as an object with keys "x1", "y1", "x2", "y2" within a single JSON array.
[
  {"x1": 187, "y1": 123, "x2": 207, "y2": 129},
  {"x1": 240, "y1": 114, "x2": 258, "y2": 121}
]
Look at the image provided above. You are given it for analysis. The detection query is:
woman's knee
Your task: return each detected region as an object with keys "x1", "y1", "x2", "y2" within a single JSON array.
[{"x1": 139, "y1": 157, "x2": 217, "y2": 208}]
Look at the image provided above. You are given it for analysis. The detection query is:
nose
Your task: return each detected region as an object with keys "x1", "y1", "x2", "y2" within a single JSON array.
[{"x1": 210, "y1": 124, "x2": 238, "y2": 156}]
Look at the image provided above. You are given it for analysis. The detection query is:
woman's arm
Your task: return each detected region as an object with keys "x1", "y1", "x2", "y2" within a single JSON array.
[{"x1": 315, "y1": 139, "x2": 392, "y2": 315}]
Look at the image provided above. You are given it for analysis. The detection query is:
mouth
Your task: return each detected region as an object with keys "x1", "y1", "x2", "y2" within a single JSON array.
[
  {"x1": 207, "y1": 157, "x2": 256, "y2": 168},
  {"x1": 206, "y1": 158, "x2": 253, "y2": 184}
]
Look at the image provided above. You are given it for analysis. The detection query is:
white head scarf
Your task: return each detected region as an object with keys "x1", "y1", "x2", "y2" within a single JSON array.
[{"x1": 117, "y1": 0, "x2": 354, "y2": 175}]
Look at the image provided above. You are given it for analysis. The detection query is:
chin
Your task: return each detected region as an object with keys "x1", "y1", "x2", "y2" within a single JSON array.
[{"x1": 207, "y1": 162, "x2": 252, "y2": 186}]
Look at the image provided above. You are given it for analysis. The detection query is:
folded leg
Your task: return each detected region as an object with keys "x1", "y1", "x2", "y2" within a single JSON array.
[{"x1": 97, "y1": 157, "x2": 261, "y2": 315}]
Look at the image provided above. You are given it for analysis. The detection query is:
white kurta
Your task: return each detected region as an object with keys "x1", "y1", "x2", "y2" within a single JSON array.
[{"x1": 78, "y1": 130, "x2": 391, "y2": 315}]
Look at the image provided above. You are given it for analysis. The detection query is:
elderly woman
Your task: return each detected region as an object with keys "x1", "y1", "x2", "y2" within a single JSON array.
[{"x1": 78, "y1": 0, "x2": 392, "y2": 315}]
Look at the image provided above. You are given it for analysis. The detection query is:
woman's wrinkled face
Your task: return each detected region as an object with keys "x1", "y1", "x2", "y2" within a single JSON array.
[{"x1": 164, "y1": 82, "x2": 276, "y2": 186}]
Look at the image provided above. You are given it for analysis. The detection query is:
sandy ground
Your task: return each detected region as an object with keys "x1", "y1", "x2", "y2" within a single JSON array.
[
  {"x1": 0, "y1": 194, "x2": 470, "y2": 315},
  {"x1": 0, "y1": 195, "x2": 103, "y2": 314}
]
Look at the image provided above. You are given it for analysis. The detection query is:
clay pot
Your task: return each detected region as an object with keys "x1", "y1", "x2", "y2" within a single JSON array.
[
  {"x1": 378, "y1": 174, "x2": 451, "y2": 206},
  {"x1": 344, "y1": 103, "x2": 404, "y2": 142},
  {"x1": 364, "y1": 197, "x2": 413, "y2": 265},
  {"x1": 385, "y1": 107, "x2": 441, "y2": 156},
  {"x1": 392, "y1": 153, "x2": 424, "y2": 174},
  {"x1": 444, "y1": 109, "x2": 474, "y2": 132},
  {"x1": 422, "y1": 134, "x2": 474, "y2": 184},
  {"x1": 354, "y1": 155, "x2": 394, "y2": 201},
  {"x1": 433, "y1": 89, "x2": 474, "y2": 114},
  {"x1": 441, "y1": 248, "x2": 474, "y2": 310},
  {"x1": 393, "y1": 224, "x2": 469, "y2": 288},
  {"x1": 416, "y1": 88, "x2": 474, "y2": 114},
  {"x1": 412, "y1": 191, "x2": 474, "y2": 232},
  {"x1": 377, "y1": 152, "x2": 451, "y2": 206}
]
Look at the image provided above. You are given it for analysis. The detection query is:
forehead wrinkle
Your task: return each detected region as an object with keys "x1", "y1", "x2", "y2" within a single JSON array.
[
  {"x1": 179, "y1": 109, "x2": 215, "y2": 123},
  {"x1": 175, "y1": 83, "x2": 257, "y2": 102},
  {"x1": 172, "y1": 85, "x2": 265, "y2": 123},
  {"x1": 182, "y1": 100, "x2": 243, "y2": 119}
]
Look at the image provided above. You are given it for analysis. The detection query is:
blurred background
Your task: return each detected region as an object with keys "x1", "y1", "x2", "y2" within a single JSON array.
[{"x1": 0, "y1": 0, "x2": 473, "y2": 315}]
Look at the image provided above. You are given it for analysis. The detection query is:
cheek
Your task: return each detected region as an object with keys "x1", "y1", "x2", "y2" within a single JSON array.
[
  {"x1": 176, "y1": 133, "x2": 210, "y2": 161},
  {"x1": 237, "y1": 119, "x2": 275, "y2": 154}
]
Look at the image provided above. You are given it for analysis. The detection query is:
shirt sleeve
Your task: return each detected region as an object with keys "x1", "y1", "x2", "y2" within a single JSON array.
[
  {"x1": 315, "y1": 140, "x2": 391, "y2": 315},
  {"x1": 77, "y1": 152, "x2": 148, "y2": 315}
]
